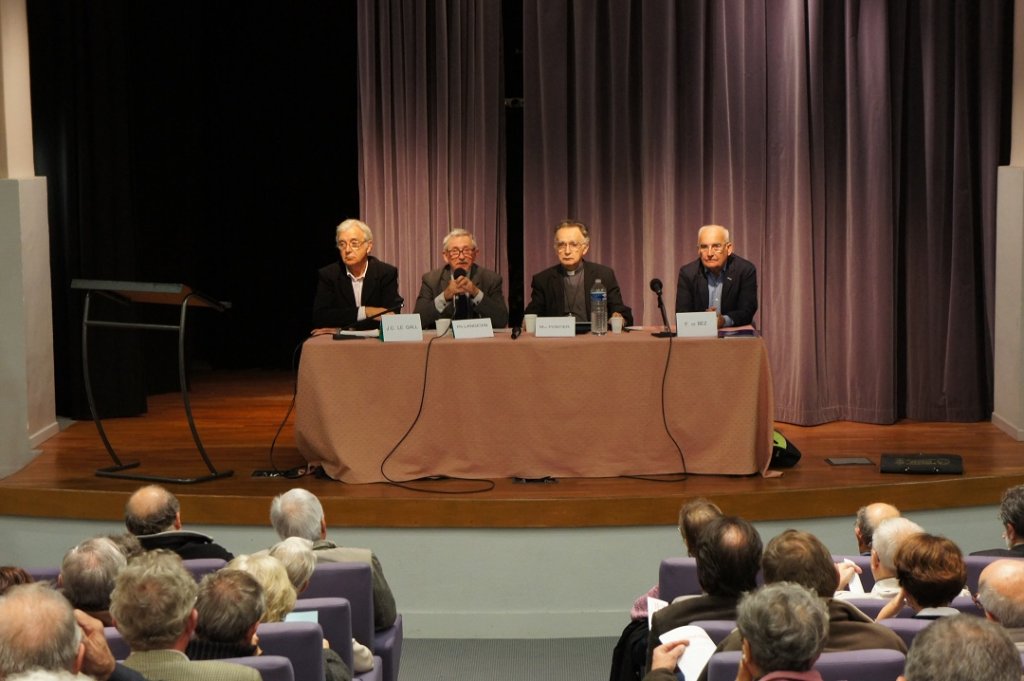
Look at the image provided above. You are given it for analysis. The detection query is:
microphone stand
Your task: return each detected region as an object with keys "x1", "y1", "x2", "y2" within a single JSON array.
[{"x1": 652, "y1": 290, "x2": 674, "y2": 338}]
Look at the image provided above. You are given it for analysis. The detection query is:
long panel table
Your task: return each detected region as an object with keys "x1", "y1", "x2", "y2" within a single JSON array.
[{"x1": 295, "y1": 331, "x2": 774, "y2": 483}]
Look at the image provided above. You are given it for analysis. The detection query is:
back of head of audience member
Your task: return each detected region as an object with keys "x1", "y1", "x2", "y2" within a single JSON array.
[
  {"x1": 736, "y1": 581, "x2": 829, "y2": 676},
  {"x1": 124, "y1": 485, "x2": 181, "y2": 536},
  {"x1": 0, "y1": 567, "x2": 33, "y2": 596},
  {"x1": 977, "y1": 558, "x2": 1024, "y2": 628},
  {"x1": 899, "y1": 614, "x2": 1022, "y2": 681},
  {"x1": 60, "y1": 537, "x2": 127, "y2": 612},
  {"x1": 106, "y1": 533, "x2": 145, "y2": 560},
  {"x1": 695, "y1": 515, "x2": 763, "y2": 598},
  {"x1": 678, "y1": 498, "x2": 723, "y2": 556},
  {"x1": 194, "y1": 569, "x2": 265, "y2": 644},
  {"x1": 999, "y1": 484, "x2": 1024, "y2": 543},
  {"x1": 854, "y1": 502, "x2": 900, "y2": 554},
  {"x1": 268, "y1": 537, "x2": 317, "y2": 592},
  {"x1": 0, "y1": 583, "x2": 83, "y2": 678},
  {"x1": 270, "y1": 488, "x2": 325, "y2": 542},
  {"x1": 871, "y1": 517, "x2": 924, "y2": 576},
  {"x1": 109, "y1": 550, "x2": 196, "y2": 651},
  {"x1": 762, "y1": 529, "x2": 838, "y2": 597},
  {"x1": 894, "y1": 533, "x2": 966, "y2": 608},
  {"x1": 228, "y1": 553, "x2": 296, "y2": 622}
]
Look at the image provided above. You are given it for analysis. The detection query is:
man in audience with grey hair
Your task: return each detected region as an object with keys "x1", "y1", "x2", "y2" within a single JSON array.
[
  {"x1": 268, "y1": 536, "x2": 317, "y2": 593},
  {"x1": 270, "y1": 488, "x2": 396, "y2": 630},
  {"x1": 59, "y1": 536, "x2": 127, "y2": 626},
  {"x1": 899, "y1": 614, "x2": 1022, "y2": 681},
  {"x1": 976, "y1": 558, "x2": 1024, "y2": 649},
  {"x1": 124, "y1": 484, "x2": 233, "y2": 561},
  {"x1": 973, "y1": 483, "x2": 1024, "y2": 557},
  {"x1": 0, "y1": 582, "x2": 144, "y2": 681},
  {"x1": 853, "y1": 502, "x2": 900, "y2": 555},
  {"x1": 186, "y1": 569, "x2": 265, "y2": 661},
  {"x1": 836, "y1": 516, "x2": 924, "y2": 600},
  {"x1": 110, "y1": 550, "x2": 258, "y2": 681}
]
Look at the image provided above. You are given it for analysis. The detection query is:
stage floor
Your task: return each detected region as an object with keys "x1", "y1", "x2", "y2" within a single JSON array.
[{"x1": 2, "y1": 371, "x2": 1022, "y2": 528}]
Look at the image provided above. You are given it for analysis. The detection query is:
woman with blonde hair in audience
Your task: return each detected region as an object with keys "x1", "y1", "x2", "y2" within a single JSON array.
[{"x1": 876, "y1": 533, "x2": 967, "y2": 621}]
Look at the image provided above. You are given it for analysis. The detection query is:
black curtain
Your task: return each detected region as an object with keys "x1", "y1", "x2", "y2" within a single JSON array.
[{"x1": 29, "y1": 1, "x2": 360, "y2": 418}]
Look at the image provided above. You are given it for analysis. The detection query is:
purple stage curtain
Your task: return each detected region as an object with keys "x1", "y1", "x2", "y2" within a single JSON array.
[
  {"x1": 358, "y1": 0, "x2": 1009, "y2": 425},
  {"x1": 356, "y1": 0, "x2": 507, "y2": 310}
]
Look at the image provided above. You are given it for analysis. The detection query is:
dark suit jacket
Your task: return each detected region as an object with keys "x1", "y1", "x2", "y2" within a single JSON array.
[
  {"x1": 970, "y1": 544, "x2": 1024, "y2": 557},
  {"x1": 646, "y1": 593, "x2": 739, "y2": 669},
  {"x1": 675, "y1": 254, "x2": 758, "y2": 327},
  {"x1": 413, "y1": 264, "x2": 509, "y2": 329},
  {"x1": 524, "y1": 261, "x2": 633, "y2": 326},
  {"x1": 312, "y1": 256, "x2": 402, "y2": 329}
]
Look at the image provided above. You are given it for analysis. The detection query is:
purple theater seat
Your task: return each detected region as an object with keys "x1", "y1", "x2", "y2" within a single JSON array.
[
  {"x1": 182, "y1": 558, "x2": 227, "y2": 581},
  {"x1": 708, "y1": 649, "x2": 905, "y2": 681},
  {"x1": 658, "y1": 557, "x2": 700, "y2": 602},
  {"x1": 221, "y1": 655, "x2": 295, "y2": 681},
  {"x1": 25, "y1": 566, "x2": 60, "y2": 585},
  {"x1": 103, "y1": 626, "x2": 130, "y2": 661},
  {"x1": 964, "y1": 555, "x2": 1024, "y2": 593},
  {"x1": 949, "y1": 594, "x2": 984, "y2": 617},
  {"x1": 689, "y1": 620, "x2": 737, "y2": 645},
  {"x1": 842, "y1": 597, "x2": 913, "y2": 619},
  {"x1": 256, "y1": 621, "x2": 325, "y2": 681},
  {"x1": 879, "y1": 617, "x2": 934, "y2": 646}
]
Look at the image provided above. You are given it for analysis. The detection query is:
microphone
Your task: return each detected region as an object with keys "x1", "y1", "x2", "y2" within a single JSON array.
[
  {"x1": 649, "y1": 278, "x2": 673, "y2": 338},
  {"x1": 452, "y1": 268, "x2": 471, "y2": 320}
]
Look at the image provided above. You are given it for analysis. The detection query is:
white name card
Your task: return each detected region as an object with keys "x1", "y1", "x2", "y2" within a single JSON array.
[
  {"x1": 381, "y1": 314, "x2": 424, "y2": 342},
  {"x1": 535, "y1": 317, "x2": 576, "y2": 337},
  {"x1": 452, "y1": 318, "x2": 494, "y2": 339},
  {"x1": 675, "y1": 312, "x2": 718, "y2": 338}
]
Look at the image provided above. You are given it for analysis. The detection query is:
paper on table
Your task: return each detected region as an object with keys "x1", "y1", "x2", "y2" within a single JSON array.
[
  {"x1": 842, "y1": 558, "x2": 865, "y2": 594},
  {"x1": 334, "y1": 329, "x2": 379, "y2": 338},
  {"x1": 647, "y1": 596, "x2": 669, "y2": 630},
  {"x1": 659, "y1": 625, "x2": 717, "y2": 680}
]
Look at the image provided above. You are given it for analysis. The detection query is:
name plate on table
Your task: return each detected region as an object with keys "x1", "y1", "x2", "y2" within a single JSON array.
[
  {"x1": 535, "y1": 317, "x2": 576, "y2": 337},
  {"x1": 381, "y1": 314, "x2": 424, "y2": 342},
  {"x1": 452, "y1": 318, "x2": 494, "y2": 339},
  {"x1": 675, "y1": 312, "x2": 718, "y2": 338}
]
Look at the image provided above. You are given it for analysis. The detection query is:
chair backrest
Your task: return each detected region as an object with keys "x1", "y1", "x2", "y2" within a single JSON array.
[
  {"x1": 257, "y1": 621, "x2": 325, "y2": 681},
  {"x1": 291, "y1": 597, "x2": 355, "y2": 671},
  {"x1": 843, "y1": 597, "x2": 913, "y2": 619},
  {"x1": 689, "y1": 620, "x2": 737, "y2": 645},
  {"x1": 221, "y1": 655, "x2": 295, "y2": 681},
  {"x1": 949, "y1": 594, "x2": 983, "y2": 617},
  {"x1": 25, "y1": 566, "x2": 60, "y2": 585},
  {"x1": 103, "y1": 626, "x2": 131, "y2": 660},
  {"x1": 708, "y1": 649, "x2": 905, "y2": 681},
  {"x1": 303, "y1": 562, "x2": 374, "y2": 651},
  {"x1": 659, "y1": 558, "x2": 700, "y2": 602},
  {"x1": 832, "y1": 554, "x2": 875, "y2": 592},
  {"x1": 182, "y1": 558, "x2": 227, "y2": 582},
  {"x1": 878, "y1": 617, "x2": 934, "y2": 647}
]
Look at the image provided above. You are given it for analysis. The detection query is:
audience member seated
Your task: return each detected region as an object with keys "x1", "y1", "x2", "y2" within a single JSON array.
[
  {"x1": 106, "y1": 533, "x2": 145, "y2": 560},
  {"x1": 853, "y1": 502, "x2": 900, "y2": 556},
  {"x1": 611, "y1": 499, "x2": 724, "y2": 681},
  {"x1": 876, "y1": 533, "x2": 966, "y2": 621},
  {"x1": 0, "y1": 582, "x2": 143, "y2": 681},
  {"x1": 186, "y1": 569, "x2": 264, "y2": 661},
  {"x1": 972, "y1": 484, "x2": 1024, "y2": 557},
  {"x1": 271, "y1": 488, "x2": 397, "y2": 630},
  {"x1": 124, "y1": 485, "x2": 233, "y2": 561},
  {"x1": 0, "y1": 566, "x2": 32, "y2": 595},
  {"x1": 59, "y1": 536, "x2": 127, "y2": 626},
  {"x1": 836, "y1": 517, "x2": 923, "y2": 600},
  {"x1": 899, "y1": 614, "x2": 1022, "y2": 681},
  {"x1": 648, "y1": 516, "x2": 764, "y2": 669},
  {"x1": 698, "y1": 529, "x2": 905, "y2": 681},
  {"x1": 268, "y1": 537, "x2": 317, "y2": 594},
  {"x1": 975, "y1": 558, "x2": 1024, "y2": 650},
  {"x1": 110, "y1": 550, "x2": 259, "y2": 681},
  {"x1": 230, "y1": 553, "x2": 353, "y2": 681}
]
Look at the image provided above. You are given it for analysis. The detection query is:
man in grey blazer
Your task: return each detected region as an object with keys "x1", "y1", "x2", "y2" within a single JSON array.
[{"x1": 413, "y1": 228, "x2": 508, "y2": 329}]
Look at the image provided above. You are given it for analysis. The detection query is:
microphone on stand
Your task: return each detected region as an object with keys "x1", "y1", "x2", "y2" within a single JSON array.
[
  {"x1": 332, "y1": 299, "x2": 404, "y2": 340},
  {"x1": 650, "y1": 278, "x2": 674, "y2": 338},
  {"x1": 452, "y1": 268, "x2": 472, "y2": 320}
]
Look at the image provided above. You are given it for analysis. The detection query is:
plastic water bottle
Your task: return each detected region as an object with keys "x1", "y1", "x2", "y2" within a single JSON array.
[{"x1": 590, "y1": 279, "x2": 608, "y2": 335}]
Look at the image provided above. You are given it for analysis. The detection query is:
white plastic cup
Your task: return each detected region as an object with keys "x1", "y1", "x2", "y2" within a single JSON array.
[
  {"x1": 610, "y1": 317, "x2": 624, "y2": 334},
  {"x1": 436, "y1": 318, "x2": 452, "y2": 336},
  {"x1": 524, "y1": 314, "x2": 538, "y2": 333}
]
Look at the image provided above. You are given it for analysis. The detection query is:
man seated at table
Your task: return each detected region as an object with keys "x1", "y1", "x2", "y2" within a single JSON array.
[
  {"x1": 413, "y1": 228, "x2": 508, "y2": 329},
  {"x1": 524, "y1": 220, "x2": 633, "y2": 326},
  {"x1": 312, "y1": 219, "x2": 403, "y2": 331},
  {"x1": 676, "y1": 224, "x2": 757, "y2": 328}
]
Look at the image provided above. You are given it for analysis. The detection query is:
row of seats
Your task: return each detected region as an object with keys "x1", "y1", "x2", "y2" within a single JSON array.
[
  {"x1": 691, "y1": 616, "x2": 956, "y2": 649},
  {"x1": 27, "y1": 558, "x2": 402, "y2": 681}
]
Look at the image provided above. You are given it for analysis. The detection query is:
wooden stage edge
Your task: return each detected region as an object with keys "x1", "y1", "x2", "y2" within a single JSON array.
[{"x1": 2, "y1": 370, "x2": 1023, "y2": 529}]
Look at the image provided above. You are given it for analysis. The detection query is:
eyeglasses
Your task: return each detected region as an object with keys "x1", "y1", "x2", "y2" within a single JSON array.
[
  {"x1": 555, "y1": 241, "x2": 585, "y2": 252},
  {"x1": 446, "y1": 247, "x2": 477, "y2": 258},
  {"x1": 698, "y1": 243, "x2": 728, "y2": 253},
  {"x1": 338, "y1": 239, "x2": 367, "y2": 251}
]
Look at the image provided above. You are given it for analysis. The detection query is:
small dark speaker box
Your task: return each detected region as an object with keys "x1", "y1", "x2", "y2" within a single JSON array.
[{"x1": 879, "y1": 453, "x2": 963, "y2": 475}]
